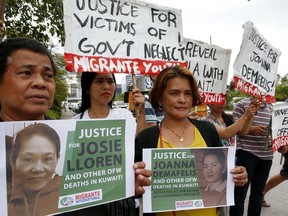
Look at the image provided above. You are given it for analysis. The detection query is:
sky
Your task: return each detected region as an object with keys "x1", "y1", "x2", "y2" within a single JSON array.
[{"x1": 116, "y1": 0, "x2": 288, "y2": 84}]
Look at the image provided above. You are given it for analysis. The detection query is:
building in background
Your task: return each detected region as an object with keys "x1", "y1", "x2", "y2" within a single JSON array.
[{"x1": 124, "y1": 75, "x2": 152, "y2": 93}]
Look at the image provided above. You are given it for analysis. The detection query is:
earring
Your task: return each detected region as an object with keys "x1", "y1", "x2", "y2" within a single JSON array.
[{"x1": 159, "y1": 105, "x2": 163, "y2": 111}]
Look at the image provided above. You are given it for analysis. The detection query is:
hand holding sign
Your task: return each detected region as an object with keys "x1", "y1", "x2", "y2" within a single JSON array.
[{"x1": 134, "y1": 161, "x2": 152, "y2": 197}]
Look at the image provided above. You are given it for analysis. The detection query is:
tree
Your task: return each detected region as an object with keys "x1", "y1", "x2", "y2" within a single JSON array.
[
  {"x1": 275, "y1": 73, "x2": 288, "y2": 101},
  {"x1": 45, "y1": 53, "x2": 69, "y2": 119},
  {"x1": 4, "y1": 0, "x2": 64, "y2": 47}
]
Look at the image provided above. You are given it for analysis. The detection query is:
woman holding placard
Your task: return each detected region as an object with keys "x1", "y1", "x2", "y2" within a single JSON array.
[
  {"x1": 70, "y1": 72, "x2": 150, "y2": 216},
  {"x1": 135, "y1": 66, "x2": 248, "y2": 216}
]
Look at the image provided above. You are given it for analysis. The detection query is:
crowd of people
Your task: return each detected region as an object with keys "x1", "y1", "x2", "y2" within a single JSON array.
[{"x1": 0, "y1": 19, "x2": 287, "y2": 216}]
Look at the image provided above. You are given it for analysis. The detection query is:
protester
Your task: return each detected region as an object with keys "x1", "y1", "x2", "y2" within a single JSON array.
[
  {"x1": 8, "y1": 123, "x2": 61, "y2": 216},
  {"x1": 262, "y1": 148, "x2": 288, "y2": 207},
  {"x1": 0, "y1": 37, "x2": 56, "y2": 121},
  {"x1": 201, "y1": 149, "x2": 227, "y2": 207},
  {"x1": 74, "y1": 72, "x2": 147, "y2": 134},
  {"x1": 0, "y1": 37, "x2": 151, "y2": 215},
  {"x1": 262, "y1": 98, "x2": 288, "y2": 207},
  {"x1": 0, "y1": 37, "x2": 58, "y2": 207},
  {"x1": 204, "y1": 100, "x2": 258, "y2": 146},
  {"x1": 135, "y1": 66, "x2": 248, "y2": 216},
  {"x1": 229, "y1": 97, "x2": 273, "y2": 216},
  {"x1": 71, "y1": 71, "x2": 151, "y2": 215},
  {"x1": 145, "y1": 75, "x2": 164, "y2": 127}
]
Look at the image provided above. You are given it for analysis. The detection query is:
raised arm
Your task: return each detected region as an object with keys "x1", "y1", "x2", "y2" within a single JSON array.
[
  {"x1": 215, "y1": 98, "x2": 260, "y2": 138},
  {"x1": 214, "y1": 105, "x2": 256, "y2": 139}
]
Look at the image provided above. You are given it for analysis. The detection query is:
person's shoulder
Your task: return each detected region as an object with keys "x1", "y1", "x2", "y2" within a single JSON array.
[
  {"x1": 238, "y1": 97, "x2": 251, "y2": 105},
  {"x1": 137, "y1": 125, "x2": 159, "y2": 138},
  {"x1": 72, "y1": 109, "x2": 89, "y2": 119},
  {"x1": 73, "y1": 113, "x2": 81, "y2": 119},
  {"x1": 190, "y1": 118, "x2": 215, "y2": 128},
  {"x1": 135, "y1": 125, "x2": 159, "y2": 149},
  {"x1": 233, "y1": 98, "x2": 250, "y2": 111},
  {"x1": 201, "y1": 114, "x2": 213, "y2": 122},
  {"x1": 145, "y1": 97, "x2": 153, "y2": 110}
]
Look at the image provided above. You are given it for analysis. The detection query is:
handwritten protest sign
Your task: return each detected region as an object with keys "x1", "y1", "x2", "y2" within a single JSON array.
[
  {"x1": 0, "y1": 119, "x2": 135, "y2": 215},
  {"x1": 180, "y1": 38, "x2": 231, "y2": 104},
  {"x1": 271, "y1": 102, "x2": 288, "y2": 152},
  {"x1": 142, "y1": 147, "x2": 235, "y2": 213},
  {"x1": 64, "y1": 0, "x2": 186, "y2": 74},
  {"x1": 233, "y1": 21, "x2": 281, "y2": 103}
]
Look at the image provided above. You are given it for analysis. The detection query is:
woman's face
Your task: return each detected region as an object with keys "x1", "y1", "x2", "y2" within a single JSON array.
[
  {"x1": 13, "y1": 134, "x2": 58, "y2": 194},
  {"x1": 210, "y1": 102, "x2": 226, "y2": 114},
  {"x1": 89, "y1": 74, "x2": 116, "y2": 106},
  {"x1": 203, "y1": 154, "x2": 224, "y2": 183},
  {"x1": 159, "y1": 77, "x2": 193, "y2": 119}
]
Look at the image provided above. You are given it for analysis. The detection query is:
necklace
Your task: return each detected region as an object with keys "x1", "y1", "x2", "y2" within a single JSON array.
[{"x1": 163, "y1": 121, "x2": 188, "y2": 142}]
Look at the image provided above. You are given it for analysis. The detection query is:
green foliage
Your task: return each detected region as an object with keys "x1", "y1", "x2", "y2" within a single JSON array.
[
  {"x1": 4, "y1": 0, "x2": 64, "y2": 47},
  {"x1": 115, "y1": 93, "x2": 125, "y2": 101},
  {"x1": 45, "y1": 100, "x2": 61, "y2": 119},
  {"x1": 275, "y1": 73, "x2": 288, "y2": 101},
  {"x1": 45, "y1": 53, "x2": 69, "y2": 119}
]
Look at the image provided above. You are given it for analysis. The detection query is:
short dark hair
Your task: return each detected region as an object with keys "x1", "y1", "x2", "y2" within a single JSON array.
[
  {"x1": 149, "y1": 65, "x2": 201, "y2": 112},
  {"x1": 10, "y1": 123, "x2": 61, "y2": 165},
  {"x1": 79, "y1": 72, "x2": 116, "y2": 113},
  {"x1": 0, "y1": 37, "x2": 57, "y2": 83}
]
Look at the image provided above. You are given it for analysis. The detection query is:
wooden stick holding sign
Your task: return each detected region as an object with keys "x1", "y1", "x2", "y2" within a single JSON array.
[
  {"x1": 280, "y1": 154, "x2": 284, "y2": 165},
  {"x1": 132, "y1": 74, "x2": 140, "y2": 117},
  {"x1": 264, "y1": 117, "x2": 272, "y2": 150}
]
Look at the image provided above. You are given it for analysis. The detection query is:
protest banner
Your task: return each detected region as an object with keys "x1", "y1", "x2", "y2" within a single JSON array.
[
  {"x1": 233, "y1": 21, "x2": 281, "y2": 103},
  {"x1": 180, "y1": 38, "x2": 231, "y2": 104},
  {"x1": 142, "y1": 147, "x2": 235, "y2": 213},
  {"x1": 271, "y1": 102, "x2": 288, "y2": 152},
  {"x1": 64, "y1": 0, "x2": 186, "y2": 74},
  {"x1": 0, "y1": 118, "x2": 135, "y2": 215}
]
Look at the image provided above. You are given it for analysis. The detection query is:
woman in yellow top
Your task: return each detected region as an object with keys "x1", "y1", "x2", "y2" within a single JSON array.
[{"x1": 135, "y1": 66, "x2": 248, "y2": 216}]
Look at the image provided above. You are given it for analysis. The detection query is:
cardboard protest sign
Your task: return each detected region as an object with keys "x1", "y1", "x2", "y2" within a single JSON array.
[
  {"x1": 181, "y1": 38, "x2": 231, "y2": 104},
  {"x1": 233, "y1": 21, "x2": 281, "y2": 103},
  {"x1": 64, "y1": 0, "x2": 186, "y2": 74},
  {"x1": 271, "y1": 102, "x2": 288, "y2": 152},
  {"x1": 142, "y1": 147, "x2": 235, "y2": 213},
  {"x1": 0, "y1": 119, "x2": 135, "y2": 215}
]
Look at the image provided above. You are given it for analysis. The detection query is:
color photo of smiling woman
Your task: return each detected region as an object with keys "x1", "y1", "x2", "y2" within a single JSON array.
[{"x1": 200, "y1": 149, "x2": 227, "y2": 207}]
